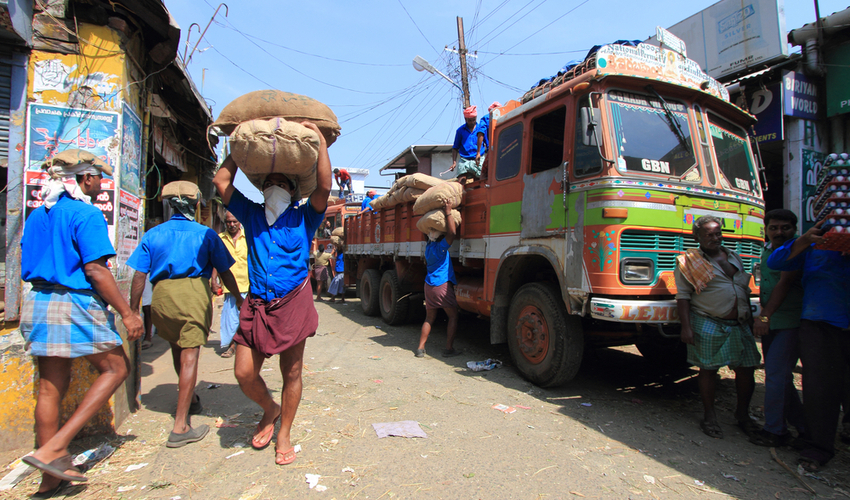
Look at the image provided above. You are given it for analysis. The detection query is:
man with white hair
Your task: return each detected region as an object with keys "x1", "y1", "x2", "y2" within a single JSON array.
[
  {"x1": 20, "y1": 149, "x2": 143, "y2": 495},
  {"x1": 128, "y1": 181, "x2": 241, "y2": 448}
]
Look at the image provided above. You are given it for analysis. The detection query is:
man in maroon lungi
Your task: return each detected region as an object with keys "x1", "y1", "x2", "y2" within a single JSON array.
[{"x1": 213, "y1": 121, "x2": 330, "y2": 466}]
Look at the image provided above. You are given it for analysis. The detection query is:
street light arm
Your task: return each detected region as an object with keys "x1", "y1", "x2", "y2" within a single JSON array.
[{"x1": 412, "y1": 55, "x2": 462, "y2": 92}]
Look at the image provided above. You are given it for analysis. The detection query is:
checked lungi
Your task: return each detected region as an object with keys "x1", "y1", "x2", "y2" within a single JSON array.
[
  {"x1": 20, "y1": 283, "x2": 122, "y2": 358},
  {"x1": 687, "y1": 312, "x2": 760, "y2": 370}
]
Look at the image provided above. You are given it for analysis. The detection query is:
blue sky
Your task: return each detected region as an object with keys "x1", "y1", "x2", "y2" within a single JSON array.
[{"x1": 165, "y1": 0, "x2": 844, "y2": 195}]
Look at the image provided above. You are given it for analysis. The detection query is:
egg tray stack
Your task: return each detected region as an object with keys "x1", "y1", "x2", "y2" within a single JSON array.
[{"x1": 813, "y1": 153, "x2": 850, "y2": 252}]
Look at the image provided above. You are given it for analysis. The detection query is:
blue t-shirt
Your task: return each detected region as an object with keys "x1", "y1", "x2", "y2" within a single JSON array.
[
  {"x1": 22, "y1": 193, "x2": 116, "y2": 291},
  {"x1": 361, "y1": 196, "x2": 373, "y2": 211},
  {"x1": 127, "y1": 213, "x2": 235, "y2": 283},
  {"x1": 227, "y1": 190, "x2": 325, "y2": 301},
  {"x1": 476, "y1": 115, "x2": 490, "y2": 155},
  {"x1": 452, "y1": 122, "x2": 478, "y2": 159},
  {"x1": 767, "y1": 238, "x2": 850, "y2": 328},
  {"x1": 334, "y1": 252, "x2": 345, "y2": 273},
  {"x1": 425, "y1": 239, "x2": 456, "y2": 286}
]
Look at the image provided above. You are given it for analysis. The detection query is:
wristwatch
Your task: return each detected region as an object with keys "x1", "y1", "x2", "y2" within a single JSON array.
[{"x1": 758, "y1": 315, "x2": 770, "y2": 323}]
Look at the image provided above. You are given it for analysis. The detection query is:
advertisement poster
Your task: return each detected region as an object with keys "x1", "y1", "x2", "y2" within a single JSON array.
[
  {"x1": 730, "y1": 81, "x2": 783, "y2": 143},
  {"x1": 116, "y1": 190, "x2": 141, "y2": 285},
  {"x1": 802, "y1": 148, "x2": 826, "y2": 232},
  {"x1": 24, "y1": 103, "x2": 120, "y2": 239},
  {"x1": 121, "y1": 106, "x2": 143, "y2": 196}
]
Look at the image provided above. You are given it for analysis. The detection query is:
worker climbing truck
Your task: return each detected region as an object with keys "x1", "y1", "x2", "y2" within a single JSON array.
[{"x1": 345, "y1": 36, "x2": 765, "y2": 386}]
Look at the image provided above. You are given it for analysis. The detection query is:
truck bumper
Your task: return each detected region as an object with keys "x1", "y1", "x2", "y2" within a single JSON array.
[{"x1": 589, "y1": 297, "x2": 761, "y2": 323}]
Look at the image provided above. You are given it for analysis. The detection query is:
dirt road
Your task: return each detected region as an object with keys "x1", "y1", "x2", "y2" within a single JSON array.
[{"x1": 3, "y1": 295, "x2": 849, "y2": 499}]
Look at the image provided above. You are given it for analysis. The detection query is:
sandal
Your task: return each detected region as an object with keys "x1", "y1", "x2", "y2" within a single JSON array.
[
  {"x1": 220, "y1": 344, "x2": 236, "y2": 358},
  {"x1": 251, "y1": 414, "x2": 281, "y2": 450},
  {"x1": 275, "y1": 446, "x2": 296, "y2": 466},
  {"x1": 797, "y1": 457, "x2": 822, "y2": 473},
  {"x1": 737, "y1": 418, "x2": 762, "y2": 437},
  {"x1": 22, "y1": 455, "x2": 87, "y2": 483},
  {"x1": 700, "y1": 420, "x2": 724, "y2": 439}
]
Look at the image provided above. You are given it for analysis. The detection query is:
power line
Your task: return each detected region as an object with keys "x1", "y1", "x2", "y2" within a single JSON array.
[
  {"x1": 476, "y1": 49, "x2": 588, "y2": 56},
  {"x1": 397, "y1": 0, "x2": 442, "y2": 58}
]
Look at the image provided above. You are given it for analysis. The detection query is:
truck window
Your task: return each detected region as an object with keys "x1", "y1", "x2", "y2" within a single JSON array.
[
  {"x1": 530, "y1": 106, "x2": 565, "y2": 174},
  {"x1": 575, "y1": 96, "x2": 603, "y2": 177},
  {"x1": 707, "y1": 112, "x2": 760, "y2": 196},
  {"x1": 608, "y1": 90, "x2": 697, "y2": 178},
  {"x1": 495, "y1": 122, "x2": 523, "y2": 181}
]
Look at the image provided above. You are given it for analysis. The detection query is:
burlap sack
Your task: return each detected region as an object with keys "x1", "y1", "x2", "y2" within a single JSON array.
[
  {"x1": 230, "y1": 119, "x2": 319, "y2": 176},
  {"x1": 213, "y1": 90, "x2": 341, "y2": 146},
  {"x1": 370, "y1": 194, "x2": 389, "y2": 210},
  {"x1": 332, "y1": 227, "x2": 344, "y2": 238},
  {"x1": 161, "y1": 181, "x2": 200, "y2": 200},
  {"x1": 330, "y1": 235, "x2": 344, "y2": 251},
  {"x1": 400, "y1": 173, "x2": 444, "y2": 191},
  {"x1": 413, "y1": 181, "x2": 463, "y2": 215},
  {"x1": 416, "y1": 209, "x2": 462, "y2": 235},
  {"x1": 400, "y1": 187, "x2": 425, "y2": 203},
  {"x1": 42, "y1": 148, "x2": 112, "y2": 175}
]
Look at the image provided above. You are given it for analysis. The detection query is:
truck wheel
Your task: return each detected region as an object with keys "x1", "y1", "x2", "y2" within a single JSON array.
[
  {"x1": 358, "y1": 269, "x2": 380, "y2": 316},
  {"x1": 379, "y1": 270, "x2": 410, "y2": 325},
  {"x1": 507, "y1": 283, "x2": 583, "y2": 387}
]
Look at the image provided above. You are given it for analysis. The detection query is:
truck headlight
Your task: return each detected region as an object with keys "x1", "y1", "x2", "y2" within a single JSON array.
[{"x1": 620, "y1": 259, "x2": 654, "y2": 284}]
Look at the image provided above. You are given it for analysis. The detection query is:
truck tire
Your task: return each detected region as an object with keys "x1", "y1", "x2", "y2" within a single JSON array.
[
  {"x1": 507, "y1": 282, "x2": 583, "y2": 387},
  {"x1": 379, "y1": 270, "x2": 409, "y2": 325},
  {"x1": 359, "y1": 269, "x2": 381, "y2": 316}
]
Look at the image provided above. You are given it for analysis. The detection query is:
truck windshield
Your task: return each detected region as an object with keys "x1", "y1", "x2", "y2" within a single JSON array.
[
  {"x1": 608, "y1": 90, "x2": 698, "y2": 180},
  {"x1": 707, "y1": 113, "x2": 760, "y2": 196}
]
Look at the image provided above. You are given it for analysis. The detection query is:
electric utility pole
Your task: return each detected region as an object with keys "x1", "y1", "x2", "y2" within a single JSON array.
[{"x1": 456, "y1": 16, "x2": 471, "y2": 108}]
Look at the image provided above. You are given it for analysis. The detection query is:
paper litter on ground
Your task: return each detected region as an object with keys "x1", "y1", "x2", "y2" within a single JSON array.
[
  {"x1": 372, "y1": 421, "x2": 427, "y2": 438},
  {"x1": 0, "y1": 452, "x2": 35, "y2": 491},
  {"x1": 305, "y1": 474, "x2": 321, "y2": 489},
  {"x1": 492, "y1": 404, "x2": 516, "y2": 414},
  {"x1": 125, "y1": 463, "x2": 149, "y2": 472}
]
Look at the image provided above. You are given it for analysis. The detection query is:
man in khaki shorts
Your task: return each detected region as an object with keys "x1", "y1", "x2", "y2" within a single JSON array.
[{"x1": 128, "y1": 181, "x2": 242, "y2": 447}]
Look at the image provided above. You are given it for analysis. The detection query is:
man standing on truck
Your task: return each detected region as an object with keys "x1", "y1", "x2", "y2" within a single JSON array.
[
  {"x1": 333, "y1": 167, "x2": 352, "y2": 198},
  {"x1": 450, "y1": 106, "x2": 480, "y2": 184},
  {"x1": 475, "y1": 102, "x2": 500, "y2": 170},
  {"x1": 213, "y1": 121, "x2": 330, "y2": 466},
  {"x1": 675, "y1": 215, "x2": 761, "y2": 440},
  {"x1": 416, "y1": 201, "x2": 460, "y2": 358}
]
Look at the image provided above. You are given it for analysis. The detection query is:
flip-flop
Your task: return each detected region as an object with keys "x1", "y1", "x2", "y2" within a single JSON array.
[
  {"x1": 22, "y1": 455, "x2": 87, "y2": 483},
  {"x1": 31, "y1": 480, "x2": 69, "y2": 499},
  {"x1": 699, "y1": 420, "x2": 723, "y2": 439},
  {"x1": 275, "y1": 446, "x2": 296, "y2": 466},
  {"x1": 414, "y1": 349, "x2": 426, "y2": 358},
  {"x1": 441, "y1": 348, "x2": 462, "y2": 358},
  {"x1": 166, "y1": 424, "x2": 209, "y2": 448},
  {"x1": 251, "y1": 414, "x2": 281, "y2": 450}
]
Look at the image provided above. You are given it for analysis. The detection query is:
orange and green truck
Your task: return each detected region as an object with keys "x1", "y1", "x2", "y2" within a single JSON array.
[{"x1": 345, "y1": 36, "x2": 765, "y2": 386}]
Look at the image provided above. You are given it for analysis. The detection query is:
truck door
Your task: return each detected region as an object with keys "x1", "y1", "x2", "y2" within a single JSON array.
[{"x1": 521, "y1": 105, "x2": 568, "y2": 239}]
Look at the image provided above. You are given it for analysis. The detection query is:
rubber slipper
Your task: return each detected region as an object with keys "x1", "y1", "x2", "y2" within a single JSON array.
[
  {"x1": 441, "y1": 348, "x2": 462, "y2": 358},
  {"x1": 31, "y1": 480, "x2": 69, "y2": 499},
  {"x1": 251, "y1": 414, "x2": 281, "y2": 450},
  {"x1": 220, "y1": 345, "x2": 235, "y2": 358},
  {"x1": 189, "y1": 394, "x2": 203, "y2": 415},
  {"x1": 22, "y1": 455, "x2": 87, "y2": 483},
  {"x1": 699, "y1": 420, "x2": 723, "y2": 439},
  {"x1": 166, "y1": 424, "x2": 209, "y2": 448},
  {"x1": 275, "y1": 446, "x2": 296, "y2": 466},
  {"x1": 737, "y1": 418, "x2": 761, "y2": 437},
  {"x1": 414, "y1": 349, "x2": 425, "y2": 358}
]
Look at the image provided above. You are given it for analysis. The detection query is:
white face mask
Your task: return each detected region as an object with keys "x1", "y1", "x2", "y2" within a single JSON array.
[{"x1": 263, "y1": 185, "x2": 291, "y2": 225}]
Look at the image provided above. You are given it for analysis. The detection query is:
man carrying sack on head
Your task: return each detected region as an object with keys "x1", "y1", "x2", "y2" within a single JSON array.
[
  {"x1": 127, "y1": 181, "x2": 242, "y2": 448},
  {"x1": 213, "y1": 121, "x2": 331, "y2": 466},
  {"x1": 20, "y1": 150, "x2": 143, "y2": 495}
]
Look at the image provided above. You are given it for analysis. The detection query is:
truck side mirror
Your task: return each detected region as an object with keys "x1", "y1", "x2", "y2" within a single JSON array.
[{"x1": 580, "y1": 107, "x2": 598, "y2": 147}]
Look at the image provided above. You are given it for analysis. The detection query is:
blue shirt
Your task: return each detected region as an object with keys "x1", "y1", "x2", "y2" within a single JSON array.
[
  {"x1": 452, "y1": 122, "x2": 478, "y2": 159},
  {"x1": 227, "y1": 190, "x2": 325, "y2": 301},
  {"x1": 334, "y1": 252, "x2": 345, "y2": 273},
  {"x1": 361, "y1": 196, "x2": 373, "y2": 211},
  {"x1": 127, "y1": 213, "x2": 235, "y2": 284},
  {"x1": 767, "y1": 237, "x2": 850, "y2": 328},
  {"x1": 476, "y1": 115, "x2": 490, "y2": 155},
  {"x1": 425, "y1": 239, "x2": 456, "y2": 286},
  {"x1": 22, "y1": 193, "x2": 115, "y2": 291}
]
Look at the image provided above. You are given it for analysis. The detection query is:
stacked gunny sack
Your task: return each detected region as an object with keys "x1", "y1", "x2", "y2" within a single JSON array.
[
  {"x1": 369, "y1": 173, "x2": 463, "y2": 240},
  {"x1": 330, "y1": 226, "x2": 345, "y2": 251},
  {"x1": 211, "y1": 90, "x2": 341, "y2": 198}
]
